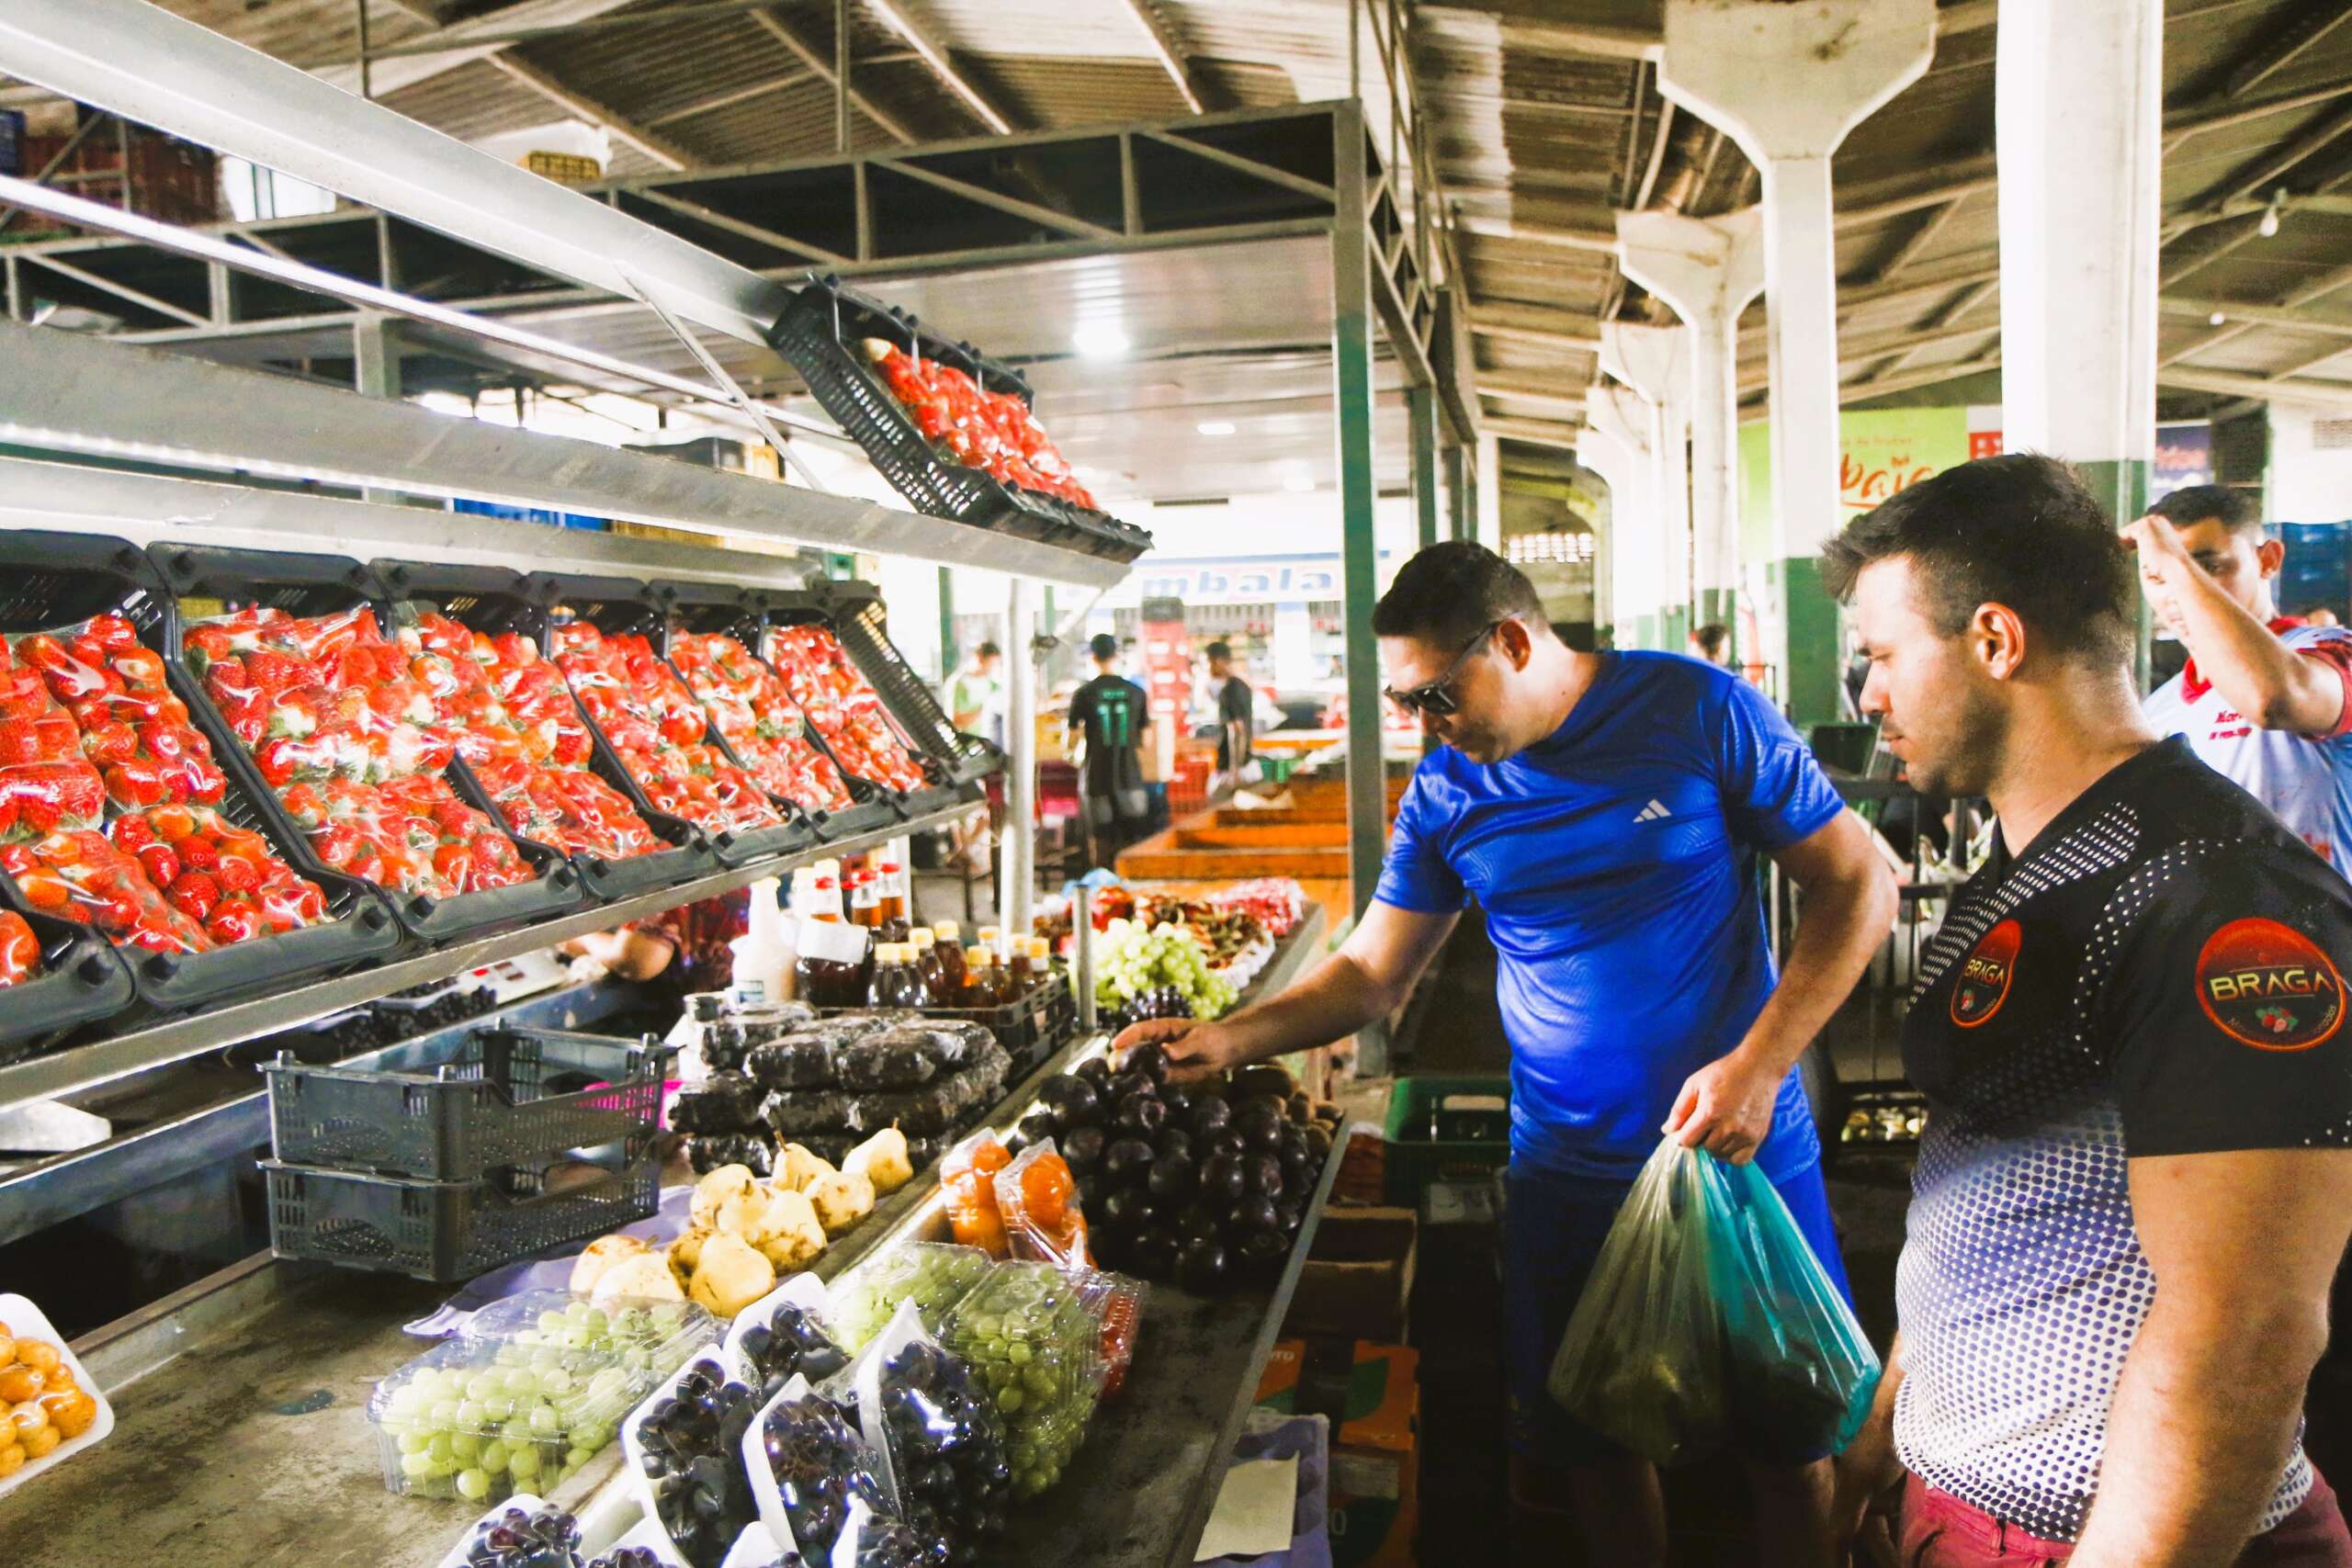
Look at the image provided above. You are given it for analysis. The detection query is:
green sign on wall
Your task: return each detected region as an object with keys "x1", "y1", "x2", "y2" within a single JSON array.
[{"x1": 1738, "y1": 406, "x2": 1972, "y2": 559}]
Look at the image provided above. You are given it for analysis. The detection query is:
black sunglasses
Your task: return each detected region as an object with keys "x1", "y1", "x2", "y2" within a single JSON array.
[{"x1": 1385, "y1": 621, "x2": 1504, "y2": 717}]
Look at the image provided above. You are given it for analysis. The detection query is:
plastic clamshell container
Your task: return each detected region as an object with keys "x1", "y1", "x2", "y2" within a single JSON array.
[
  {"x1": 0, "y1": 1292, "x2": 116, "y2": 1502},
  {"x1": 0, "y1": 530, "x2": 403, "y2": 1015},
  {"x1": 367, "y1": 1333, "x2": 650, "y2": 1502},
  {"x1": 458, "y1": 1290, "x2": 718, "y2": 1390},
  {"x1": 720, "y1": 1270, "x2": 846, "y2": 1392},
  {"x1": 0, "y1": 875, "x2": 135, "y2": 1065},
  {"x1": 434, "y1": 1490, "x2": 689, "y2": 1568},
  {"x1": 525, "y1": 570, "x2": 818, "y2": 870},
  {"x1": 829, "y1": 1242, "x2": 993, "y2": 1354},
  {"x1": 934, "y1": 1259, "x2": 1102, "y2": 1498},
  {"x1": 263, "y1": 1023, "x2": 675, "y2": 1181},
  {"x1": 371, "y1": 558, "x2": 718, "y2": 902},
  {"x1": 145, "y1": 540, "x2": 585, "y2": 946}
]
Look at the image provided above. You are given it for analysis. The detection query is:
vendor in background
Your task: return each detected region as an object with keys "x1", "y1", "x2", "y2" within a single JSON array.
[
  {"x1": 2309, "y1": 606, "x2": 2344, "y2": 628},
  {"x1": 1826, "y1": 456, "x2": 2352, "y2": 1568},
  {"x1": 1204, "y1": 639, "x2": 1255, "y2": 786},
  {"x1": 1068, "y1": 631, "x2": 1153, "y2": 869},
  {"x1": 1115, "y1": 542, "x2": 1895, "y2": 1568},
  {"x1": 948, "y1": 639, "x2": 1005, "y2": 749},
  {"x1": 559, "y1": 891, "x2": 749, "y2": 1005},
  {"x1": 1691, "y1": 622, "x2": 1733, "y2": 667},
  {"x1": 2131, "y1": 483, "x2": 2352, "y2": 879}
]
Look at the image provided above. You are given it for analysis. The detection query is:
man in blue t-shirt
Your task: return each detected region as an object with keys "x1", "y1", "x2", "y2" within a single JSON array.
[{"x1": 1113, "y1": 544, "x2": 1895, "y2": 1567}]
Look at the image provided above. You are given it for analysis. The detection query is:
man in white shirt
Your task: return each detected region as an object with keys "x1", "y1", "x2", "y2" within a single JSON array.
[{"x1": 2131, "y1": 484, "x2": 2352, "y2": 878}]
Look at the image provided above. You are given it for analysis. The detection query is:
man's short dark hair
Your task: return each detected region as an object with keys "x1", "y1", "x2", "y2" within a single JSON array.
[
  {"x1": 1372, "y1": 541, "x2": 1546, "y2": 647},
  {"x1": 1692, "y1": 624, "x2": 1729, "y2": 659},
  {"x1": 1819, "y1": 453, "x2": 2137, "y2": 666},
  {"x1": 976, "y1": 640, "x2": 1001, "y2": 660},
  {"x1": 2151, "y1": 483, "x2": 2260, "y2": 535},
  {"x1": 1089, "y1": 632, "x2": 1119, "y2": 661},
  {"x1": 1204, "y1": 640, "x2": 1231, "y2": 662}
]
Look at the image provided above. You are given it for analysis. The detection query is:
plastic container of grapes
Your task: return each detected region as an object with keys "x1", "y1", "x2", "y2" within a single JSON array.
[
  {"x1": 935, "y1": 1259, "x2": 1103, "y2": 1498},
  {"x1": 742, "y1": 1372, "x2": 901, "y2": 1563},
  {"x1": 720, "y1": 1521, "x2": 789, "y2": 1568},
  {"x1": 0, "y1": 1292, "x2": 115, "y2": 1501},
  {"x1": 720, "y1": 1270, "x2": 842, "y2": 1391},
  {"x1": 368, "y1": 1334, "x2": 651, "y2": 1503},
  {"x1": 435, "y1": 1492, "x2": 685, "y2": 1568},
  {"x1": 618, "y1": 1349, "x2": 731, "y2": 1565},
  {"x1": 830, "y1": 1242, "x2": 992, "y2": 1354},
  {"x1": 458, "y1": 1292, "x2": 718, "y2": 1390}
]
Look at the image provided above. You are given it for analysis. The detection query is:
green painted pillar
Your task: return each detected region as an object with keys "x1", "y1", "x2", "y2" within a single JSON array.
[
  {"x1": 1444, "y1": 444, "x2": 1470, "y2": 543},
  {"x1": 1409, "y1": 385, "x2": 1439, "y2": 553},
  {"x1": 2081, "y1": 458, "x2": 2154, "y2": 689},
  {"x1": 937, "y1": 566, "x2": 957, "y2": 682},
  {"x1": 1634, "y1": 613, "x2": 1658, "y2": 650},
  {"x1": 1775, "y1": 558, "x2": 1841, "y2": 725}
]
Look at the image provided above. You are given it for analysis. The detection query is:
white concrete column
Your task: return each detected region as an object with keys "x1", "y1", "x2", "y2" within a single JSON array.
[
  {"x1": 1997, "y1": 0, "x2": 2161, "y2": 531},
  {"x1": 1602, "y1": 321, "x2": 1694, "y2": 651},
  {"x1": 1000, "y1": 579, "x2": 1036, "y2": 942},
  {"x1": 1475, "y1": 428, "x2": 1503, "y2": 552},
  {"x1": 1660, "y1": 0, "x2": 1935, "y2": 720},
  {"x1": 1584, "y1": 383, "x2": 1658, "y2": 649},
  {"x1": 1616, "y1": 208, "x2": 1764, "y2": 645}
]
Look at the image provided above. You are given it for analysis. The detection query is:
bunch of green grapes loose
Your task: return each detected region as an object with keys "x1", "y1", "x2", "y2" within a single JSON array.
[{"x1": 1094, "y1": 923, "x2": 1238, "y2": 1021}]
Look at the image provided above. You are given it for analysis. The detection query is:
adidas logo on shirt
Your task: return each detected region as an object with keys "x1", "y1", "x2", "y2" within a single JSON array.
[{"x1": 1635, "y1": 799, "x2": 1672, "y2": 823}]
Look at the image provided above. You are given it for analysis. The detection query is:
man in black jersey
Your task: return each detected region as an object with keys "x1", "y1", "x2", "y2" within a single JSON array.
[{"x1": 1822, "y1": 456, "x2": 2352, "y2": 1567}]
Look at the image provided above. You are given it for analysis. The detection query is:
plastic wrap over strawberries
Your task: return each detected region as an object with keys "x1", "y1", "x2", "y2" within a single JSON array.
[
  {"x1": 13, "y1": 613, "x2": 229, "y2": 811},
  {"x1": 183, "y1": 604, "x2": 540, "y2": 902},
  {"x1": 759, "y1": 626, "x2": 927, "y2": 795},
  {"x1": 399, "y1": 610, "x2": 667, "y2": 863},
  {"x1": 667, "y1": 633, "x2": 854, "y2": 814},
  {"x1": 549, "y1": 621, "x2": 786, "y2": 839}
]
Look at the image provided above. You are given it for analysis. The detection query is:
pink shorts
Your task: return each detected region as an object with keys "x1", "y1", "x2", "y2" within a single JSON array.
[{"x1": 1901, "y1": 1470, "x2": 2352, "y2": 1567}]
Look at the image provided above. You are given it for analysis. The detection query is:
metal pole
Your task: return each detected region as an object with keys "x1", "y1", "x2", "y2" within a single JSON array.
[
  {"x1": 1408, "y1": 383, "x2": 1439, "y2": 552},
  {"x1": 1332, "y1": 103, "x2": 1390, "y2": 1075},
  {"x1": 356, "y1": 0, "x2": 371, "y2": 101},
  {"x1": 834, "y1": 0, "x2": 851, "y2": 153},
  {"x1": 1001, "y1": 578, "x2": 1038, "y2": 951},
  {"x1": 1073, "y1": 884, "x2": 1097, "y2": 1032},
  {"x1": 1443, "y1": 443, "x2": 1469, "y2": 544},
  {"x1": 1350, "y1": 0, "x2": 1361, "y2": 100},
  {"x1": 937, "y1": 566, "x2": 956, "y2": 682}
]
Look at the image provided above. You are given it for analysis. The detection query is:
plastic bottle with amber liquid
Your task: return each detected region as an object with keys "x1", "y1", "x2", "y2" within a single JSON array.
[
  {"x1": 932, "y1": 919, "x2": 967, "y2": 1000},
  {"x1": 848, "y1": 871, "x2": 883, "y2": 931},
  {"x1": 868, "y1": 942, "x2": 933, "y2": 1008},
  {"x1": 795, "y1": 915, "x2": 871, "y2": 1008},
  {"x1": 1005, "y1": 935, "x2": 1037, "y2": 997},
  {"x1": 876, "y1": 861, "x2": 910, "y2": 942}
]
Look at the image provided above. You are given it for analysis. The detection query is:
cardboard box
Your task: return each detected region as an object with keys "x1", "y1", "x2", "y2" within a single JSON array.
[
  {"x1": 1283, "y1": 1207, "x2": 1418, "y2": 1343},
  {"x1": 1256, "y1": 1340, "x2": 1419, "y2": 1567}
]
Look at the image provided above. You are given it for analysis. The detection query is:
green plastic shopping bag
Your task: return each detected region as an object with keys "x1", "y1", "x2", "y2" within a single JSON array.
[
  {"x1": 1544, "y1": 1138, "x2": 1730, "y2": 1466},
  {"x1": 1544, "y1": 1140, "x2": 1881, "y2": 1467}
]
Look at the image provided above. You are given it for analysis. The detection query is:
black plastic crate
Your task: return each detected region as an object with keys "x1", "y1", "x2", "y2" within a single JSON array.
[
  {"x1": 0, "y1": 871, "x2": 135, "y2": 1065},
  {"x1": 525, "y1": 570, "x2": 820, "y2": 868},
  {"x1": 0, "y1": 532, "x2": 402, "y2": 1017},
  {"x1": 372, "y1": 558, "x2": 717, "y2": 900},
  {"x1": 764, "y1": 277, "x2": 1152, "y2": 563},
  {"x1": 655, "y1": 578, "x2": 923, "y2": 839},
  {"x1": 261, "y1": 1143, "x2": 660, "y2": 1283},
  {"x1": 753, "y1": 580, "x2": 1000, "y2": 794},
  {"x1": 146, "y1": 544, "x2": 585, "y2": 944},
  {"x1": 263, "y1": 1023, "x2": 671, "y2": 1180}
]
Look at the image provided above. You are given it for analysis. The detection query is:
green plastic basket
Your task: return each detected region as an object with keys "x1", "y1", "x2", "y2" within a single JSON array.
[{"x1": 1382, "y1": 1075, "x2": 1510, "y2": 1205}]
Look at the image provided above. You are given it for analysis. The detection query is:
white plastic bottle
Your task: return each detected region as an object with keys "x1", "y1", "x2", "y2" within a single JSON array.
[{"x1": 729, "y1": 875, "x2": 795, "y2": 1003}]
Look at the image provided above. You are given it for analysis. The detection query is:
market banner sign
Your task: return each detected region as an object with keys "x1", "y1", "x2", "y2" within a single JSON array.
[
  {"x1": 1739, "y1": 408, "x2": 1971, "y2": 558},
  {"x1": 1123, "y1": 553, "x2": 1392, "y2": 606}
]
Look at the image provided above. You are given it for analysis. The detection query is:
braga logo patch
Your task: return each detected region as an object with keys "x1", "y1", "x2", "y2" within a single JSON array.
[
  {"x1": 2196, "y1": 918, "x2": 2346, "y2": 1051},
  {"x1": 1951, "y1": 919, "x2": 2021, "y2": 1027}
]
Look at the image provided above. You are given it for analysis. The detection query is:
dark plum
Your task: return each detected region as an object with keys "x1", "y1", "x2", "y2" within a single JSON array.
[
  {"x1": 1125, "y1": 1040, "x2": 1171, "y2": 1085},
  {"x1": 1101, "y1": 1137, "x2": 1156, "y2": 1187},
  {"x1": 1114, "y1": 1096, "x2": 1168, "y2": 1137},
  {"x1": 1197, "y1": 1154, "x2": 1247, "y2": 1205},
  {"x1": 1177, "y1": 1237, "x2": 1229, "y2": 1292},
  {"x1": 1146, "y1": 1150, "x2": 1196, "y2": 1201},
  {"x1": 1061, "y1": 1125, "x2": 1106, "y2": 1175},
  {"x1": 1244, "y1": 1154, "x2": 1284, "y2": 1199},
  {"x1": 1187, "y1": 1098, "x2": 1232, "y2": 1138}
]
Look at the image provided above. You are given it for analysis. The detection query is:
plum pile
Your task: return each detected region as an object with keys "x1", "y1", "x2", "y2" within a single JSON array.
[{"x1": 1015, "y1": 1047, "x2": 1340, "y2": 1291}]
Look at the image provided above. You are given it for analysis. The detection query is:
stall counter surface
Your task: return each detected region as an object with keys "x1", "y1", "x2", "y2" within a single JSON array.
[{"x1": 0, "y1": 948, "x2": 1341, "y2": 1567}]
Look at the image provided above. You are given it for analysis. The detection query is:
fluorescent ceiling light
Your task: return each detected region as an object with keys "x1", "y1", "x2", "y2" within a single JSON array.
[
  {"x1": 1196, "y1": 421, "x2": 1237, "y2": 436},
  {"x1": 1073, "y1": 322, "x2": 1131, "y2": 360}
]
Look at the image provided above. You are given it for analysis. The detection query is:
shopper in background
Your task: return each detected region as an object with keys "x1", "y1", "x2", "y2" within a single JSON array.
[
  {"x1": 1204, "y1": 639, "x2": 1256, "y2": 786},
  {"x1": 1824, "y1": 455, "x2": 2352, "y2": 1567},
  {"x1": 1068, "y1": 631, "x2": 1153, "y2": 869},
  {"x1": 1115, "y1": 542, "x2": 1896, "y2": 1568},
  {"x1": 948, "y1": 639, "x2": 1005, "y2": 748},
  {"x1": 560, "y1": 890, "x2": 750, "y2": 1007},
  {"x1": 2309, "y1": 606, "x2": 2344, "y2": 628},
  {"x1": 2132, "y1": 483, "x2": 2352, "y2": 879},
  {"x1": 1691, "y1": 622, "x2": 1732, "y2": 667}
]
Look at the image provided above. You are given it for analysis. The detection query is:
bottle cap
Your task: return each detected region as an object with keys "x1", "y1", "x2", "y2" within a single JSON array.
[
  {"x1": 934, "y1": 919, "x2": 961, "y2": 941},
  {"x1": 910, "y1": 928, "x2": 935, "y2": 949}
]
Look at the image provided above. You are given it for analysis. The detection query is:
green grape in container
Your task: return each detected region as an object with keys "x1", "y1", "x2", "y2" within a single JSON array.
[
  {"x1": 832, "y1": 1242, "x2": 993, "y2": 1353},
  {"x1": 938, "y1": 1259, "x2": 1102, "y2": 1500}
]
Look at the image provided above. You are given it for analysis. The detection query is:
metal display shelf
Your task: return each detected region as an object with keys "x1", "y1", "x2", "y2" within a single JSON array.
[{"x1": 0, "y1": 805, "x2": 964, "y2": 1116}]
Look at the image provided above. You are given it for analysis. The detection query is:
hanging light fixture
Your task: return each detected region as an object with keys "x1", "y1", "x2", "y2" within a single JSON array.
[{"x1": 2259, "y1": 186, "x2": 2287, "y2": 239}]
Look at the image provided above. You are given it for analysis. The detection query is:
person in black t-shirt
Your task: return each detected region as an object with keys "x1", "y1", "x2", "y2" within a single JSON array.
[
  {"x1": 1068, "y1": 632, "x2": 1151, "y2": 867},
  {"x1": 1821, "y1": 455, "x2": 2352, "y2": 1568},
  {"x1": 1204, "y1": 639, "x2": 1254, "y2": 779}
]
